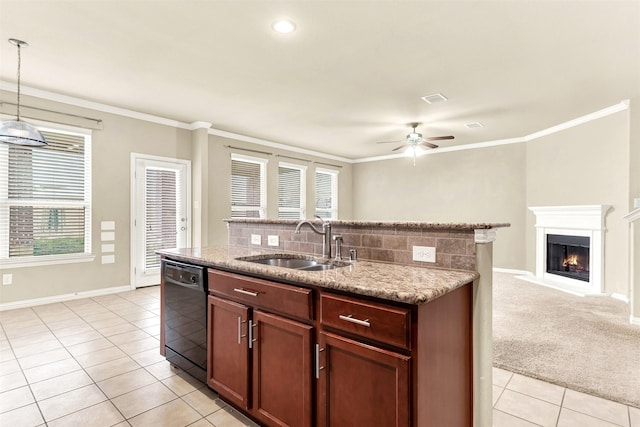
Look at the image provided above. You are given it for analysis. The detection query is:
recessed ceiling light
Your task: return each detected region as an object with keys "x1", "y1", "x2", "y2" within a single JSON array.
[
  {"x1": 464, "y1": 122, "x2": 484, "y2": 129},
  {"x1": 272, "y1": 19, "x2": 296, "y2": 34},
  {"x1": 421, "y1": 93, "x2": 448, "y2": 104}
]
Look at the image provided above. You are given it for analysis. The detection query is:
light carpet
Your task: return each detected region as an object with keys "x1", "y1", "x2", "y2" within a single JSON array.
[{"x1": 492, "y1": 272, "x2": 640, "y2": 408}]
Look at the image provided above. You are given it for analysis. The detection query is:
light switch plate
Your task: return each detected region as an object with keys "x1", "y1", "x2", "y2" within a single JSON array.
[
  {"x1": 267, "y1": 235, "x2": 279, "y2": 246},
  {"x1": 251, "y1": 234, "x2": 262, "y2": 245},
  {"x1": 3, "y1": 274, "x2": 12, "y2": 285},
  {"x1": 413, "y1": 246, "x2": 436, "y2": 263},
  {"x1": 635, "y1": 198, "x2": 640, "y2": 209}
]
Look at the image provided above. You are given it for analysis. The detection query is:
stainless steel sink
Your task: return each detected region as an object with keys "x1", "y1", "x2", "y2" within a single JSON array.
[{"x1": 236, "y1": 255, "x2": 350, "y2": 271}]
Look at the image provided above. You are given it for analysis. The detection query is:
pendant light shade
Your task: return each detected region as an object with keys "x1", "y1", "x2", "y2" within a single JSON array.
[
  {"x1": 0, "y1": 38, "x2": 47, "y2": 147},
  {"x1": 0, "y1": 119, "x2": 47, "y2": 146}
]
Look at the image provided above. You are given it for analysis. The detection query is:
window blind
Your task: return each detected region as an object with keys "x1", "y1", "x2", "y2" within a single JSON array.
[
  {"x1": 145, "y1": 168, "x2": 178, "y2": 271},
  {"x1": 231, "y1": 155, "x2": 266, "y2": 218},
  {"x1": 278, "y1": 163, "x2": 306, "y2": 219},
  {"x1": 1, "y1": 129, "x2": 91, "y2": 260},
  {"x1": 315, "y1": 168, "x2": 338, "y2": 219}
]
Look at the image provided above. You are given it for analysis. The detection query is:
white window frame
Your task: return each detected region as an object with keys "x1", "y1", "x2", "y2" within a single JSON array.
[
  {"x1": 315, "y1": 167, "x2": 339, "y2": 220},
  {"x1": 231, "y1": 153, "x2": 268, "y2": 219},
  {"x1": 0, "y1": 121, "x2": 94, "y2": 268},
  {"x1": 278, "y1": 162, "x2": 307, "y2": 220}
]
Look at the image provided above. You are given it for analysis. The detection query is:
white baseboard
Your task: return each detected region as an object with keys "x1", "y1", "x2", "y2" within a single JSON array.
[
  {"x1": 515, "y1": 274, "x2": 593, "y2": 297},
  {"x1": 631, "y1": 316, "x2": 640, "y2": 326},
  {"x1": 493, "y1": 267, "x2": 532, "y2": 275},
  {"x1": 611, "y1": 293, "x2": 629, "y2": 303},
  {"x1": 0, "y1": 285, "x2": 132, "y2": 311}
]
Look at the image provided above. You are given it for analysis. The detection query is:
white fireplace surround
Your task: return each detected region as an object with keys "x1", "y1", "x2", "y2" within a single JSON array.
[{"x1": 529, "y1": 205, "x2": 611, "y2": 294}]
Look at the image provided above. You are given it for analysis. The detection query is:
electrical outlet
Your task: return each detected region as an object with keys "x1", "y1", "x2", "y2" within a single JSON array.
[
  {"x1": 413, "y1": 246, "x2": 436, "y2": 263},
  {"x1": 2, "y1": 274, "x2": 12, "y2": 285},
  {"x1": 251, "y1": 234, "x2": 262, "y2": 245},
  {"x1": 267, "y1": 235, "x2": 279, "y2": 246}
]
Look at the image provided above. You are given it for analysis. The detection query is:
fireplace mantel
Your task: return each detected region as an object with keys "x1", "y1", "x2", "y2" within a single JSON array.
[{"x1": 529, "y1": 205, "x2": 611, "y2": 294}]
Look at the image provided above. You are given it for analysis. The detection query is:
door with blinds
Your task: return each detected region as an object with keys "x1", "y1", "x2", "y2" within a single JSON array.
[{"x1": 132, "y1": 155, "x2": 190, "y2": 288}]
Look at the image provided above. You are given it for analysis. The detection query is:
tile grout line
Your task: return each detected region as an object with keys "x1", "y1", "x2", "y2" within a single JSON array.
[{"x1": 554, "y1": 388, "x2": 566, "y2": 426}]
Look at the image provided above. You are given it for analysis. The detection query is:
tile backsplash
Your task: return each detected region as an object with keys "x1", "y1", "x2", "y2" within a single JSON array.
[{"x1": 227, "y1": 221, "x2": 477, "y2": 272}]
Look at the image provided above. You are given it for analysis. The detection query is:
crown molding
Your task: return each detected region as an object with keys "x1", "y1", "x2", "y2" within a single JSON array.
[
  {"x1": 354, "y1": 100, "x2": 629, "y2": 163},
  {"x1": 0, "y1": 81, "x2": 629, "y2": 165},
  {"x1": 207, "y1": 127, "x2": 352, "y2": 163}
]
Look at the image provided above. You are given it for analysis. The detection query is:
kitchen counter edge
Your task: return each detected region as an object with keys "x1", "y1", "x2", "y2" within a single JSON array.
[{"x1": 158, "y1": 246, "x2": 479, "y2": 305}]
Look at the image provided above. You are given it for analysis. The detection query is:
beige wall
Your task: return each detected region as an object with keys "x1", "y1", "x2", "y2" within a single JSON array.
[
  {"x1": 1, "y1": 89, "x2": 636, "y2": 306},
  {"x1": 352, "y1": 108, "x2": 635, "y2": 298},
  {"x1": 0, "y1": 92, "x2": 191, "y2": 304},
  {"x1": 351, "y1": 144, "x2": 527, "y2": 270},
  {"x1": 627, "y1": 98, "x2": 640, "y2": 319},
  {"x1": 525, "y1": 110, "x2": 630, "y2": 296},
  {"x1": 205, "y1": 135, "x2": 353, "y2": 246}
]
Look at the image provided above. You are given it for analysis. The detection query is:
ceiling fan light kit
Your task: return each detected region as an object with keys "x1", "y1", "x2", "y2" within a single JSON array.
[
  {"x1": 376, "y1": 122, "x2": 454, "y2": 164},
  {"x1": 0, "y1": 38, "x2": 48, "y2": 147}
]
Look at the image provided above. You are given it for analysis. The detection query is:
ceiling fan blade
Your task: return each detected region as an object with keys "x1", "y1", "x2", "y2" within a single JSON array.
[
  {"x1": 376, "y1": 140, "x2": 404, "y2": 144},
  {"x1": 392, "y1": 144, "x2": 408, "y2": 152},
  {"x1": 426, "y1": 135, "x2": 454, "y2": 141},
  {"x1": 420, "y1": 141, "x2": 439, "y2": 149}
]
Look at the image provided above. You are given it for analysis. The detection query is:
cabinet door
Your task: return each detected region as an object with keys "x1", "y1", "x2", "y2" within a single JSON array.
[
  {"x1": 207, "y1": 295, "x2": 250, "y2": 409},
  {"x1": 317, "y1": 331, "x2": 411, "y2": 427},
  {"x1": 252, "y1": 310, "x2": 313, "y2": 427}
]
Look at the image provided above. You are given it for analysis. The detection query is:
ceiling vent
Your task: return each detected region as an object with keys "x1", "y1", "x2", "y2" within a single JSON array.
[
  {"x1": 464, "y1": 122, "x2": 484, "y2": 129},
  {"x1": 420, "y1": 93, "x2": 447, "y2": 104}
]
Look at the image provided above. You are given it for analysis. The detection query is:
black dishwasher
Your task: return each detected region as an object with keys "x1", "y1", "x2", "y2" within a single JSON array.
[{"x1": 162, "y1": 259, "x2": 207, "y2": 383}]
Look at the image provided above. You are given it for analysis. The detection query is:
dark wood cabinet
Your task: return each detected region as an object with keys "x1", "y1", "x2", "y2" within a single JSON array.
[
  {"x1": 206, "y1": 269, "x2": 473, "y2": 427},
  {"x1": 208, "y1": 271, "x2": 314, "y2": 427},
  {"x1": 207, "y1": 295, "x2": 250, "y2": 409},
  {"x1": 252, "y1": 310, "x2": 313, "y2": 427},
  {"x1": 316, "y1": 331, "x2": 410, "y2": 427}
]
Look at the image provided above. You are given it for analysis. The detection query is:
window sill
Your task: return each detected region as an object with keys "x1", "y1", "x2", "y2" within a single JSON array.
[{"x1": 0, "y1": 254, "x2": 96, "y2": 269}]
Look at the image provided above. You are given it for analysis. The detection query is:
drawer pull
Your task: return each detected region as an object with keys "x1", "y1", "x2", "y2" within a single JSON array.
[
  {"x1": 233, "y1": 288, "x2": 259, "y2": 297},
  {"x1": 339, "y1": 314, "x2": 371, "y2": 328}
]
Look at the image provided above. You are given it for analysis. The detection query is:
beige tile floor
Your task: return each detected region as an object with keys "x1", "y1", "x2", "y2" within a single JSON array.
[{"x1": 0, "y1": 285, "x2": 637, "y2": 427}]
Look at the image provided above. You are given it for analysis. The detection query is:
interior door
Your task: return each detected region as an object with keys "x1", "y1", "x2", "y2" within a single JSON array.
[{"x1": 132, "y1": 154, "x2": 190, "y2": 288}]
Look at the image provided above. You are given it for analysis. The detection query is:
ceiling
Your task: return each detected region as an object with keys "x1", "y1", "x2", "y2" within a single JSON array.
[{"x1": 1, "y1": 1, "x2": 639, "y2": 161}]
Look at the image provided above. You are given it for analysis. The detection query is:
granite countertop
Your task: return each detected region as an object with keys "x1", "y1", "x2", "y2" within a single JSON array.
[
  {"x1": 225, "y1": 218, "x2": 510, "y2": 230},
  {"x1": 158, "y1": 246, "x2": 479, "y2": 305}
]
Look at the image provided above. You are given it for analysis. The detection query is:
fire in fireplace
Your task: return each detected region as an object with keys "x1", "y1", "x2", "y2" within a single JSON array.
[{"x1": 546, "y1": 234, "x2": 590, "y2": 282}]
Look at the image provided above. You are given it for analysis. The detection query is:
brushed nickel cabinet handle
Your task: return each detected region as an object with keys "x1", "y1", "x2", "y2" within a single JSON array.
[
  {"x1": 315, "y1": 344, "x2": 325, "y2": 379},
  {"x1": 339, "y1": 314, "x2": 371, "y2": 328},
  {"x1": 237, "y1": 316, "x2": 247, "y2": 344},
  {"x1": 249, "y1": 320, "x2": 256, "y2": 349},
  {"x1": 233, "y1": 288, "x2": 259, "y2": 297}
]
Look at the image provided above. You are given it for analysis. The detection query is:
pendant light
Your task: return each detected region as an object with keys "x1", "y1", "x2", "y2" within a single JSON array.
[{"x1": 0, "y1": 38, "x2": 47, "y2": 147}]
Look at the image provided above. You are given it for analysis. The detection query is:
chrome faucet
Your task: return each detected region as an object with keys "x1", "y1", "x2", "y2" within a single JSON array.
[{"x1": 295, "y1": 216, "x2": 332, "y2": 258}]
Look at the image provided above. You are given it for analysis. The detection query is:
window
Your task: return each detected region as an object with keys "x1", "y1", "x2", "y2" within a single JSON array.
[
  {"x1": 231, "y1": 154, "x2": 267, "y2": 219},
  {"x1": 315, "y1": 168, "x2": 338, "y2": 219},
  {"x1": 278, "y1": 162, "x2": 306, "y2": 219},
  {"x1": 0, "y1": 126, "x2": 92, "y2": 265}
]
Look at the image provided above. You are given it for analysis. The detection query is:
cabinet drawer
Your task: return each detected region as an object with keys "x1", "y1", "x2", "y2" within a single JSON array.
[
  {"x1": 320, "y1": 293, "x2": 411, "y2": 350},
  {"x1": 208, "y1": 270, "x2": 313, "y2": 321}
]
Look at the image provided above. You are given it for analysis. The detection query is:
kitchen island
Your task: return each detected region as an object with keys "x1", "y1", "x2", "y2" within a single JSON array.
[{"x1": 159, "y1": 219, "x2": 508, "y2": 427}]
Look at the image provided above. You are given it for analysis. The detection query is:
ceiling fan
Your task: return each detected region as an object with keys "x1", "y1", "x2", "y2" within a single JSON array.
[{"x1": 377, "y1": 122, "x2": 454, "y2": 152}]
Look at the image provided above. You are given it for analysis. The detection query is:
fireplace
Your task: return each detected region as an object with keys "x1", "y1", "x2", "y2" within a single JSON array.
[
  {"x1": 546, "y1": 234, "x2": 590, "y2": 282},
  {"x1": 529, "y1": 205, "x2": 610, "y2": 294}
]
